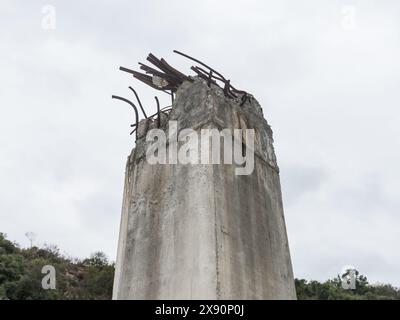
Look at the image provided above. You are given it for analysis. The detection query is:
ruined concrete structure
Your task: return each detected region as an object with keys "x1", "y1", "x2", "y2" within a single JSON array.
[{"x1": 112, "y1": 77, "x2": 296, "y2": 299}]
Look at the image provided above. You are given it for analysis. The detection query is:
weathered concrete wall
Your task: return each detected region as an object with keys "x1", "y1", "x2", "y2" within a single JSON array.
[{"x1": 112, "y1": 78, "x2": 296, "y2": 299}]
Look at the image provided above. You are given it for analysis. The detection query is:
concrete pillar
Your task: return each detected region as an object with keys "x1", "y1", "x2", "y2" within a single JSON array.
[{"x1": 112, "y1": 78, "x2": 296, "y2": 299}]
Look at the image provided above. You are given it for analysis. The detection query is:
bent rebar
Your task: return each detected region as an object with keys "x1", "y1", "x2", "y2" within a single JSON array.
[
  {"x1": 128, "y1": 87, "x2": 147, "y2": 118},
  {"x1": 112, "y1": 95, "x2": 139, "y2": 139}
]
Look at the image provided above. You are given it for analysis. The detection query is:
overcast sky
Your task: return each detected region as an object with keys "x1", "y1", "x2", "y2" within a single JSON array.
[{"x1": 1, "y1": 0, "x2": 399, "y2": 285}]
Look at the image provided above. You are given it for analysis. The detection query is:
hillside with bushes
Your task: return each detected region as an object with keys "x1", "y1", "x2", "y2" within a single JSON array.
[{"x1": 1, "y1": 233, "x2": 399, "y2": 300}]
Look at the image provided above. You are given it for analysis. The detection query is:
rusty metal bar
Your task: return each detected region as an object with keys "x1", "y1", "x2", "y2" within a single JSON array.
[
  {"x1": 115, "y1": 51, "x2": 251, "y2": 139},
  {"x1": 160, "y1": 58, "x2": 192, "y2": 82},
  {"x1": 128, "y1": 86, "x2": 147, "y2": 118},
  {"x1": 191, "y1": 66, "x2": 218, "y2": 85},
  {"x1": 155, "y1": 96, "x2": 160, "y2": 128},
  {"x1": 146, "y1": 106, "x2": 172, "y2": 120},
  {"x1": 119, "y1": 66, "x2": 172, "y2": 91},
  {"x1": 139, "y1": 63, "x2": 181, "y2": 86},
  {"x1": 133, "y1": 70, "x2": 175, "y2": 91},
  {"x1": 173, "y1": 50, "x2": 227, "y2": 82},
  {"x1": 119, "y1": 66, "x2": 136, "y2": 75},
  {"x1": 112, "y1": 95, "x2": 139, "y2": 139},
  {"x1": 194, "y1": 65, "x2": 224, "y2": 82},
  {"x1": 147, "y1": 53, "x2": 166, "y2": 71},
  {"x1": 173, "y1": 50, "x2": 248, "y2": 99},
  {"x1": 147, "y1": 54, "x2": 188, "y2": 81}
]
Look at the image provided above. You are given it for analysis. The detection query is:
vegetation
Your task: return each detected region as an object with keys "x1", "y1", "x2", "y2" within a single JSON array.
[
  {"x1": 1, "y1": 232, "x2": 399, "y2": 300},
  {"x1": 295, "y1": 276, "x2": 400, "y2": 300},
  {"x1": 0, "y1": 233, "x2": 114, "y2": 300}
]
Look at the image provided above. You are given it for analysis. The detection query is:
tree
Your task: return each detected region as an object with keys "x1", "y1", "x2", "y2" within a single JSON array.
[{"x1": 24, "y1": 232, "x2": 36, "y2": 248}]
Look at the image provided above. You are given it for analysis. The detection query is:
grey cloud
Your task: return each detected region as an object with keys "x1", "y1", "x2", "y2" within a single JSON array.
[{"x1": 281, "y1": 164, "x2": 328, "y2": 206}]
